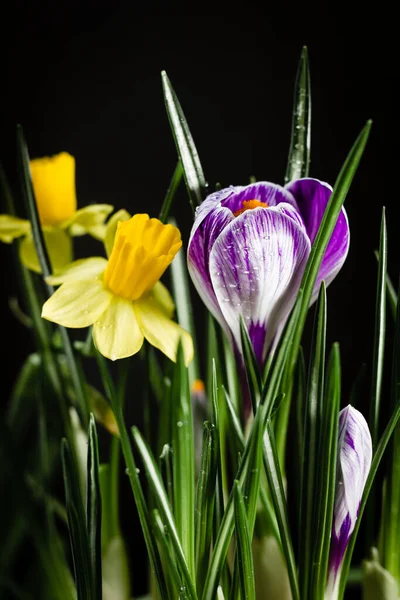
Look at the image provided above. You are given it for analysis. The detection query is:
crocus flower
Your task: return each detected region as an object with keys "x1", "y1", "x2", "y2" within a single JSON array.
[
  {"x1": 42, "y1": 213, "x2": 193, "y2": 363},
  {"x1": 188, "y1": 180, "x2": 349, "y2": 368},
  {"x1": 0, "y1": 152, "x2": 113, "y2": 272},
  {"x1": 326, "y1": 405, "x2": 372, "y2": 599}
]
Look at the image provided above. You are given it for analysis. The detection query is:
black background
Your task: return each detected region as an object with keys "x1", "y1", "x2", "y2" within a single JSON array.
[{"x1": 0, "y1": 3, "x2": 397, "y2": 598}]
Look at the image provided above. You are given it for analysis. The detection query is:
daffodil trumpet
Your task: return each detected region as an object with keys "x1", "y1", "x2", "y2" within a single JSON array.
[
  {"x1": 0, "y1": 152, "x2": 113, "y2": 272},
  {"x1": 41, "y1": 213, "x2": 193, "y2": 364}
]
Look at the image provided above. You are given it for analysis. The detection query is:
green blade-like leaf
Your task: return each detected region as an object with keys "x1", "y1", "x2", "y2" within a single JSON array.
[
  {"x1": 312, "y1": 344, "x2": 341, "y2": 597},
  {"x1": 169, "y1": 218, "x2": 200, "y2": 384},
  {"x1": 262, "y1": 421, "x2": 300, "y2": 600},
  {"x1": 233, "y1": 481, "x2": 256, "y2": 600},
  {"x1": 16, "y1": 126, "x2": 90, "y2": 427},
  {"x1": 159, "y1": 160, "x2": 184, "y2": 223},
  {"x1": 195, "y1": 422, "x2": 218, "y2": 593},
  {"x1": 285, "y1": 46, "x2": 312, "y2": 183},
  {"x1": 369, "y1": 207, "x2": 387, "y2": 445},
  {"x1": 287, "y1": 121, "x2": 371, "y2": 381},
  {"x1": 95, "y1": 350, "x2": 168, "y2": 600},
  {"x1": 152, "y1": 510, "x2": 189, "y2": 599},
  {"x1": 160, "y1": 443, "x2": 174, "y2": 508},
  {"x1": 339, "y1": 283, "x2": 400, "y2": 598},
  {"x1": 294, "y1": 347, "x2": 306, "y2": 509},
  {"x1": 132, "y1": 426, "x2": 198, "y2": 600},
  {"x1": 162, "y1": 71, "x2": 207, "y2": 209},
  {"x1": 172, "y1": 344, "x2": 196, "y2": 579},
  {"x1": 374, "y1": 250, "x2": 397, "y2": 321},
  {"x1": 61, "y1": 438, "x2": 93, "y2": 599},
  {"x1": 239, "y1": 315, "x2": 262, "y2": 414},
  {"x1": 87, "y1": 415, "x2": 102, "y2": 600},
  {"x1": 299, "y1": 282, "x2": 327, "y2": 598}
]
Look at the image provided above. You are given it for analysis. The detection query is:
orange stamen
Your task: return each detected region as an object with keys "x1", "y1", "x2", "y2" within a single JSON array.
[{"x1": 233, "y1": 199, "x2": 268, "y2": 217}]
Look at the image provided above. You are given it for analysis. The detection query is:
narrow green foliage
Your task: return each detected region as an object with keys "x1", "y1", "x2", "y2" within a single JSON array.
[
  {"x1": 160, "y1": 444, "x2": 174, "y2": 508},
  {"x1": 169, "y1": 217, "x2": 200, "y2": 384},
  {"x1": 222, "y1": 335, "x2": 240, "y2": 414},
  {"x1": 239, "y1": 315, "x2": 262, "y2": 413},
  {"x1": 233, "y1": 481, "x2": 256, "y2": 600},
  {"x1": 285, "y1": 46, "x2": 312, "y2": 183},
  {"x1": 195, "y1": 422, "x2": 218, "y2": 593},
  {"x1": 172, "y1": 344, "x2": 196, "y2": 579},
  {"x1": 159, "y1": 160, "x2": 184, "y2": 223},
  {"x1": 152, "y1": 510, "x2": 189, "y2": 599},
  {"x1": 369, "y1": 208, "x2": 387, "y2": 445},
  {"x1": 162, "y1": 71, "x2": 207, "y2": 209},
  {"x1": 311, "y1": 344, "x2": 341, "y2": 598},
  {"x1": 339, "y1": 285, "x2": 400, "y2": 598},
  {"x1": 61, "y1": 438, "x2": 93, "y2": 599},
  {"x1": 87, "y1": 415, "x2": 102, "y2": 600},
  {"x1": 295, "y1": 348, "x2": 307, "y2": 502},
  {"x1": 299, "y1": 283, "x2": 327, "y2": 599},
  {"x1": 132, "y1": 427, "x2": 198, "y2": 600}
]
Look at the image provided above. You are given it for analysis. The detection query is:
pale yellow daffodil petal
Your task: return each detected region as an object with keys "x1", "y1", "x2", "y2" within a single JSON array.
[
  {"x1": 46, "y1": 257, "x2": 108, "y2": 285},
  {"x1": 19, "y1": 227, "x2": 72, "y2": 274},
  {"x1": 134, "y1": 296, "x2": 193, "y2": 365},
  {"x1": 104, "y1": 209, "x2": 131, "y2": 257},
  {"x1": 151, "y1": 281, "x2": 175, "y2": 318},
  {"x1": 0, "y1": 215, "x2": 31, "y2": 243},
  {"x1": 64, "y1": 204, "x2": 114, "y2": 238},
  {"x1": 42, "y1": 280, "x2": 113, "y2": 328},
  {"x1": 93, "y1": 296, "x2": 144, "y2": 361},
  {"x1": 30, "y1": 153, "x2": 77, "y2": 225}
]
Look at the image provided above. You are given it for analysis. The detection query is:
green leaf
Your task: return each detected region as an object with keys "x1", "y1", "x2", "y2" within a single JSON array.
[
  {"x1": 338, "y1": 283, "x2": 400, "y2": 598},
  {"x1": 152, "y1": 510, "x2": 189, "y2": 599},
  {"x1": 159, "y1": 161, "x2": 184, "y2": 223},
  {"x1": 194, "y1": 423, "x2": 218, "y2": 594},
  {"x1": 285, "y1": 46, "x2": 312, "y2": 183},
  {"x1": 311, "y1": 343, "x2": 341, "y2": 598},
  {"x1": 61, "y1": 438, "x2": 93, "y2": 600},
  {"x1": 162, "y1": 71, "x2": 207, "y2": 209},
  {"x1": 233, "y1": 481, "x2": 256, "y2": 600},
  {"x1": 169, "y1": 217, "x2": 200, "y2": 384},
  {"x1": 172, "y1": 343, "x2": 196, "y2": 579},
  {"x1": 239, "y1": 315, "x2": 262, "y2": 414},
  {"x1": 131, "y1": 427, "x2": 198, "y2": 600},
  {"x1": 286, "y1": 121, "x2": 372, "y2": 382},
  {"x1": 95, "y1": 350, "x2": 168, "y2": 600},
  {"x1": 16, "y1": 125, "x2": 90, "y2": 427},
  {"x1": 298, "y1": 283, "x2": 327, "y2": 598},
  {"x1": 87, "y1": 415, "x2": 102, "y2": 600},
  {"x1": 294, "y1": 348, "x2": 306, "y2": 501},
  {"x1": 160, "y1": 443, "x2": 174, "y2": 508},
  {"x1": 369, "y1": 208, "x2": 387, "y2": 445},
  {"x1": 262, "y1": 421, "x2": 300, "y2": 600}
]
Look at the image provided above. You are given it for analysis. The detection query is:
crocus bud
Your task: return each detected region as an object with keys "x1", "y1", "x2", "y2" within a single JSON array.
[
  {"x1": 326, "y1": 405, "x2": 372, "y2": 599},
  {"x1": 362, "y1": 548, "x2": 399, "y2": 600}
]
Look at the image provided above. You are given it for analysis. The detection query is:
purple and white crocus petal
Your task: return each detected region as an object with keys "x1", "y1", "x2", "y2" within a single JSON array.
[
  {"x1": 326, "y1": 405, "x2": 372, "y2": 599},
  {"x1": 209, "y1": 207, "x2": 310, "y2": 366},
  {"x1": 286, "y1": 178, "x2": 350, "y2": 304}
]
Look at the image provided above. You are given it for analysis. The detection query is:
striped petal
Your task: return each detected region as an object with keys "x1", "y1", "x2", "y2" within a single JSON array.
[
  {"x1": 327, "y1": 405, "x2": 372, "y2": 597},
  {"x1": 42, "y1": 280, "x2": 112, "y2": 328},
  {"x1": 134, "y1": 296, "x2": 193, "y2": 365},
  {"x1": 92, "y1": 296, "x2": 144, "y2": 361},
  {"x1": 209, "y1": 207, "x2": 310, "y2": 365},
  {"x1": 286, "y1": 178, "x2": 350, "y2": 302}
]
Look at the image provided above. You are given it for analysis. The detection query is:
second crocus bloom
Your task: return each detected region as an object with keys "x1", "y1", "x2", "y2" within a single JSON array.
[{"x1": 188, "y1": 179, "x2": 349, "y2": 368}]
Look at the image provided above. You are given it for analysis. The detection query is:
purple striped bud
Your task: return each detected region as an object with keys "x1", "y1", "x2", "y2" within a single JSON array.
[{"x1": 326, "y1": 405, "x2": 372, "y2": 599}]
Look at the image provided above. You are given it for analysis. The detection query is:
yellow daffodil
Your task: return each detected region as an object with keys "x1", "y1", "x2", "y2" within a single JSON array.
[
  {"x1": 41, "y1": 213, "x2": 193, "y2": 364},
  {"x1": 0, "y1": 152, "x2": 113, "y2": 272}
]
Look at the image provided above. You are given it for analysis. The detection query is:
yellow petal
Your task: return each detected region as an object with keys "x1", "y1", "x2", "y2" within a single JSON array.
[
  {"x1": 19, "y1": 227, "x2": 72, "y2": 274},
  {"x1": 93, "y1": 296, "x2": 144, "y2": 361},
  {"x1": 30, "y1": 152, "x2": 77, "y2": 225},
  {"x1": 64, "y1": 204, "x2": 114, "y2": 238},
  {"x1": 42, "y1": 280, "x2": 112, "y2": 328},
  {"x1": 46, "y1": 257, "x2": 108, "y2": 285},
  {"x1": 0, "y1": 215, "x2": 30, "y2": 243},
  {"x1": 104, "y1": 209, "x2": 131, "y2": 257},
  {"x1": 134, "y1": 296, "x2": 193, "y2": 365},
  {"x1": 151, "y1": 281, "x2": 175, "y2": 318}
]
